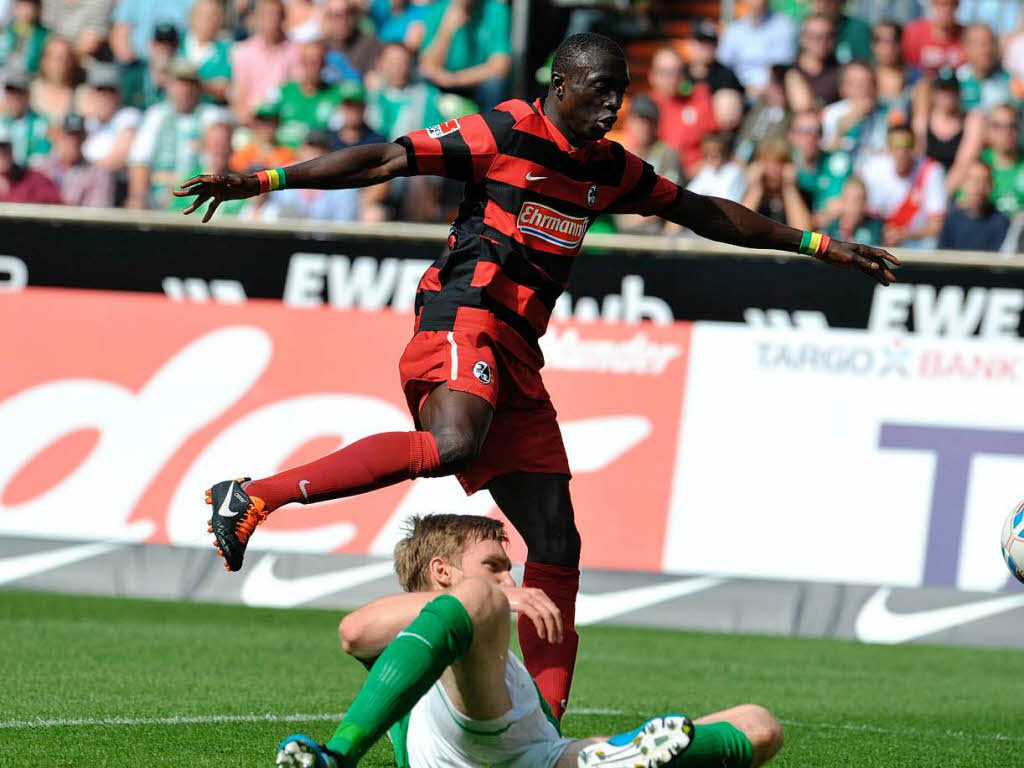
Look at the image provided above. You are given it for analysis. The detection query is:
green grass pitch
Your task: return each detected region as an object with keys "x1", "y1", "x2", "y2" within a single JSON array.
[{"x1": 0, "y1": 590, "x2": 1016, "y2": 767}]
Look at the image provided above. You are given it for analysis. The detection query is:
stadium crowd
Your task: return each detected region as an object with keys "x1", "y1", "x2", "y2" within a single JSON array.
[{"x1": 0, "y1": 0, "x2": 1022, "y2": 250}]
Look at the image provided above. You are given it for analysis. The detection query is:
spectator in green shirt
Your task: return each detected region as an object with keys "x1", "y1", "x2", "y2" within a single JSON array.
[
  {"x1": 366, "y1": 41, "x2": 444, "y2": 140},
  {"x1": 0, "y1": 0, "x2": 47, "y2": 73},
  {"x1": 0, "y1": 68, "x2": 50, "y2": 165},
  {"x1": 810, "y1": 0, "x2": 872, "y2": 64},
  {"x1": 121, "y1": 23, "x2": 181, "y2": 111},
  {"x1": 418, "y1": 0, "x2": 510, "y2": 109},
  {"x1": 180, "y1": 0, "x2": 232, "y2": 105},
  {"x1": 268, "y1": 40, "x2": 346, "y2": 148},
  {"x1": 956, "y1": 23, "x2": 1015, "y2": 112},
  {"x1": 981, "y1": 103, "x2": 1024, "y2": 216},
  {"x1": 773, "y1": 0, "x2": 872, "y2": 63},
  {"x1": 822, "y1": 175, "x2": 884, "y2": 245},
  {"x1": 789, "y1": 109, "x2": 851, "y2": 226}
]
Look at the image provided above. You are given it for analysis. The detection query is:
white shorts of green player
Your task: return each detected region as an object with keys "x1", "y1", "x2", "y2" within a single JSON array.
[{"x1": 367, "y1": 578, "x2": 784, "y2": 768}]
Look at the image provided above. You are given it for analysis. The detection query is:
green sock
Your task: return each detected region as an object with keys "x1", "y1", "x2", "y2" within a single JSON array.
[
  {"x1": 677, "y1": 722, "x2": 754, "y2": 768},
  {"x1": 326, "y1": 594, "x2": 473, "y2": 761}
]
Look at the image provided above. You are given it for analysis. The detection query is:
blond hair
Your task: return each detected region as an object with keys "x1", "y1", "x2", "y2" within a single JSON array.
[{"x1": 393, "y1": 514, "x2": 508, "y2": 592}]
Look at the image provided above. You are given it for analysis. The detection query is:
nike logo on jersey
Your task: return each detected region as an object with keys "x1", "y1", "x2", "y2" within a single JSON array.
[
  {"x1": 854, "y1": 586, "x2": 1024, "y2": 644},
  {"x1": 525, "y1": 172, "x2": 549, "y2": 181}
]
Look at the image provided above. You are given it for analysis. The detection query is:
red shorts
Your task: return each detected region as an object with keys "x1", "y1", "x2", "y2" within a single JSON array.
[{"x1": 398, "y1": 320, "x2": 570, "y2": 494}]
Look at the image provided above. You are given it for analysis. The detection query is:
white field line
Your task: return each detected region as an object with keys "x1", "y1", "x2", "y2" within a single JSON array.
[
  {"x1": 0, "y1": 708, "x2": 622, "y2": 730},
  {"x1": 778, "y1": 719, "x2": 1024, "y2": 744},
  {"x1": 3, "y1": 711, "x2": 1020, "y2": 744}
]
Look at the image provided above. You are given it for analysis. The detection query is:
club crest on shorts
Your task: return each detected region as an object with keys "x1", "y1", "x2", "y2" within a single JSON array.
[
  {"x1": 473, "y1": 361, "x2": 492, "y2": 384},
  {"x1": 587, "y1": 184, "x2": 598, "y2": 207},
  {"x1": 427, "y1": 119, "x2": 461, "y2": 139}
]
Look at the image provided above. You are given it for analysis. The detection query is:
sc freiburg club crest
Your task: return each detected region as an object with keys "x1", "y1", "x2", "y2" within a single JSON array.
[{"x1": 473, "y1": 361, "x2": 492, "y2": 384}]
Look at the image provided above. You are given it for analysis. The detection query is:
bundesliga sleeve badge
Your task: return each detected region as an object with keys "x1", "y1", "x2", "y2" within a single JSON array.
[
  {"x1": 427, "y1": 119, "x2": 461, "y2": 139},
  {"x1": 587, "y1": 184, "x2": 598, "y2": 207}
]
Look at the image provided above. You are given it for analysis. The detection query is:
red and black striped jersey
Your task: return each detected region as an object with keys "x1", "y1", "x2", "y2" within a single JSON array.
[{"x1": 394, "y1": 97, "x2": 681, "y2": 359}]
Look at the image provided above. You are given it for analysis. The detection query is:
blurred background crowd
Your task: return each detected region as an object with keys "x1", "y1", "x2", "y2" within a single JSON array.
[{"x1": 0, "y1": 0, "x2": 1022, "y2": 250}]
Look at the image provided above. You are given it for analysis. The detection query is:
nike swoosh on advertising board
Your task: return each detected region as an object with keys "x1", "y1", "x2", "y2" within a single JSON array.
[
  {"x1": 855, "y1": 586, "x2": 1024, "y2": 644},
  {"x1": 575, "y1": 576, "x2": 726, "y2": 625},
  {"x1": 0, "y1": 540, "x2": 125, "y2": 586},
  {"x1": 240, "y1": 555, "x2": 396, "y2": 608},
  {"x1": 243, "y1": 554, "x2": 725, "y2": 620}
]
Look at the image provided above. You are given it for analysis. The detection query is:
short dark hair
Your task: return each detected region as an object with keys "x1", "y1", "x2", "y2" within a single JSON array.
[{"x1": 551, "y1": 32, "x2": 625, "y2": 80}]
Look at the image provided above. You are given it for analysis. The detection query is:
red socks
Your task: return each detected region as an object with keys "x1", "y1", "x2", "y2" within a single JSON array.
[
  {"x1": 243, "y1": 431, "x2": 441, "y2": 512},
  {"x1": 518, "y1": 561, "x2": 580, "y2": 721}
]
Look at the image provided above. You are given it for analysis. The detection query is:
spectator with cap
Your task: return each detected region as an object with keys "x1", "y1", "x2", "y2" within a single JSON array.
[
  {"x1": 956, "y1": 23, "x2": 1014, "y2": 112},
  {"x1": 980, "y1": 103, "x2": 1024, "y2": 217},
  {"x1": 0, "y1": 68, "x2": 49, "y2": 165},
  {"x1": 903, "y1": 0, "x2": 965, "y2": 77},
  {"x1": 333, "y1": 81, "x2": 385, "y2": 148},
  {"x1": 80, "y1": 63, "x2": 142, "y2": 172},
  {"x1": 266, "y1": 39, "x2": 346, "y2": 148},
  {"x1": 810, "y1": 0, "x2": 871, "y2": 65},
  {"x1": 127, "y1": 57, "x2": 225, "y2": 209},
  {"x1": 682, "y1": 21, "x2": 743, "y2": 132},
  {"x1": 229, "y1": 102, "x2": 296, "y2": 172},
  {"x1": 821, "y1": 175, "x2": 883, "y2": 245},
  {"x1": 366, "y1": 41, "x2": 444, "y2": 139},
  {"x1": 646, "y1": 45, "x2": 717, "y2": 176},
  {"x1": 717, "y1": 0, "x2": 797, "y2": 96},
  {"x1": 258, "y1": 128, "x2": 360, "y2": 221},
  {"x1": 39, "y1": 0, "x2": 112, "y2": 58},
  {"x1": 323, "y1": 0, "x2": 382, "y2": 82},
  {"x1": 742, "y1": 135, "x2": 814, "y2": 229},
  {"x1": 30, "y1": 35, "x2": 84, "y2": 124},
  {"x1": 35, "y1": 113, "x2": 114, "y2": 206},
  {"x1": 418, "y1": 0, "x2": 511, "y2": 110},
  {"x1": 181, "y1": 0, "x2": 233, "y2": 105},
  {"x1": 231, "y1": 0, "x2": 301, "y2": 124},
  {"x1": 859, "y1": 124, "x2": 947, "y2": 248},
  {"x1": 821, "y1": 60, "x2": 893, "y2": 159},
  {"x1": 111, "y1": 0, "x2": 195, "y2": 65},
  {"x1": 0, "y1": 0, "x2": 47, "y2": 74},
  {"x1": 914, "y1": 73, "x2": 983, "y2": 194},
  {"x1": 686, "y1": 132, "x2": 746, "y2": 203},
  {"x1": 939, "y1": 159, "x2": 1010, "y2": 249},
  {"x1": 784, "y1": 13, "x2": 841, "y2": 111},
  {"x1": 613, "y1": 93, "x2": 683, "y2": 234},
  {"x1": 0, "y1": 125, "x2": 60, "y2": 202},
  {"x1": 122, "y1": 23, "x2": 183, "y2": 111}
]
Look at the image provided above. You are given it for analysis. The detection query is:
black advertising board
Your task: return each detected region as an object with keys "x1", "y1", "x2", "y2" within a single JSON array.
[{"x1": 5, "y1": 210, "x2": 1024, "y2": 338}]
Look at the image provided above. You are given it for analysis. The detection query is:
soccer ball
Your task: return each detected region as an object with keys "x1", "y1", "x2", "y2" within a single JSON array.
[{"x1": 1001, "y1": 501, "x2": 1024, "y2": 584}]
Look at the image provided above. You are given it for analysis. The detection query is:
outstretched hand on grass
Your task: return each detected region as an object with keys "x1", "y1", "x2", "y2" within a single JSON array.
[{"x1": 173, "y1": 173, "x2": 261, "y2": 223}]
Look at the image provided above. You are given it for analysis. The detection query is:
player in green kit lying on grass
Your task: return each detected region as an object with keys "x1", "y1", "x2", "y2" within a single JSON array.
[{"x1": 275, "y1": 514, "x2": 783, "y2": 768}]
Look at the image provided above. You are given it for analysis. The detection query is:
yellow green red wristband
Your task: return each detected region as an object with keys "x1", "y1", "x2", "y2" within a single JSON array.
[
  {"x1": 798, "y1": 231, "x2": 830, "y2": 258},
  {"x1": 255, "y1": 167, "x2": 287, "y2": 194}
]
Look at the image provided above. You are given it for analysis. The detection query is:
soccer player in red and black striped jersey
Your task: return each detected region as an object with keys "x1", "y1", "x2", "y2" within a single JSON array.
[{"x1": 176, "y1": 33, "x2": 898, "y2": 722}]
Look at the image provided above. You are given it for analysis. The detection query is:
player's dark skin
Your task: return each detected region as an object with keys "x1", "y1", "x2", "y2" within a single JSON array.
[{"x1": 174, "y1": 49, "x2": 900, "y2": 570}]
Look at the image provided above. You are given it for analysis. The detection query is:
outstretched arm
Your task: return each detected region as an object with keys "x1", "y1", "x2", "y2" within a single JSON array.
[
  {"x1": 663, "y1": 187, "x2": 901, "y2": 285},
  {"x1": 173, "y1": 142, "x2": 410, "y2": 222}
]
